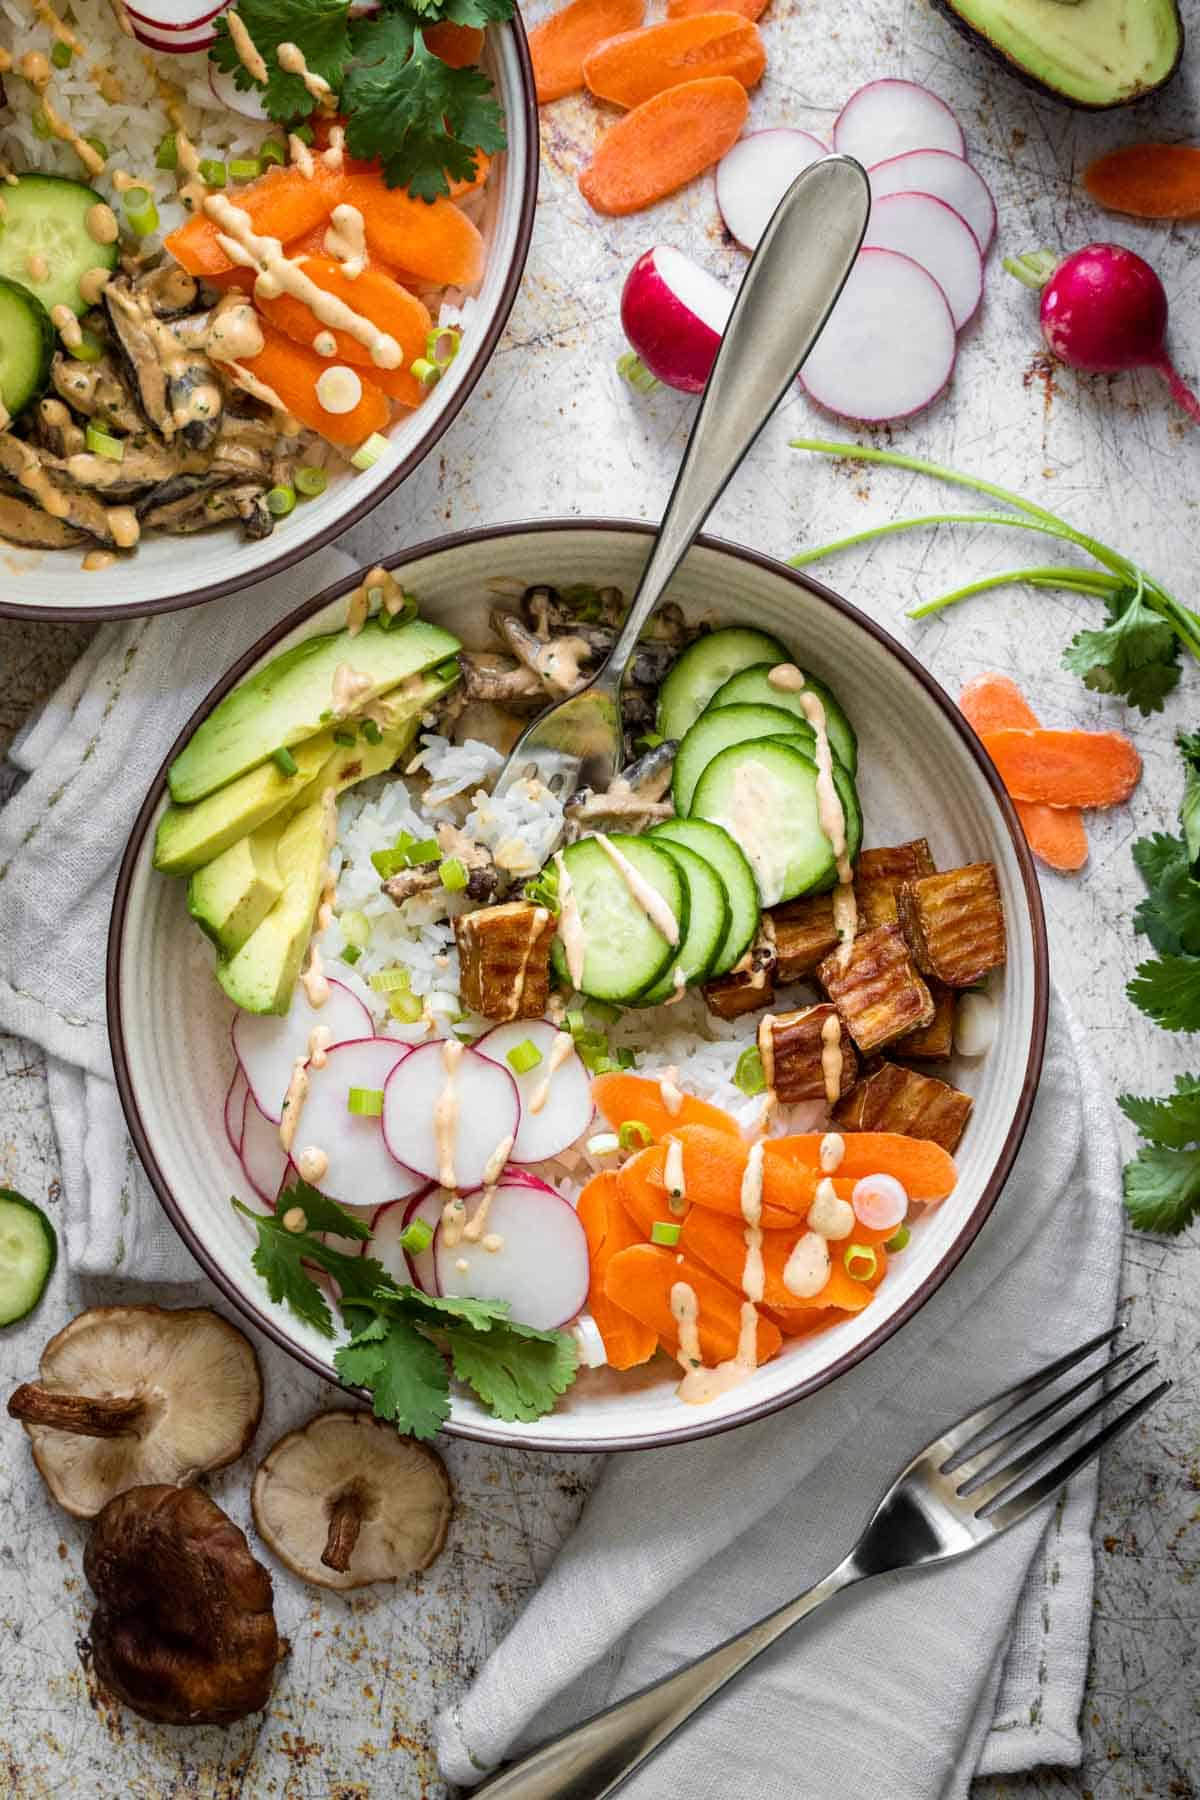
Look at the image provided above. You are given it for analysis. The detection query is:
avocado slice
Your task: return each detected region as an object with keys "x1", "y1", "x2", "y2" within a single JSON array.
[
  {"x1": 168, "y1": 617, "x2": 460, "y2": 805},
  {"x1": 935, "y1": 0, "x2": 1182, "y2": 107},
  {"x1": 154, "y1": 732, "x2": 334, "y2": 876},
  {"x1": 188, "y1": 821, "x2": 286, "y2": 959}
]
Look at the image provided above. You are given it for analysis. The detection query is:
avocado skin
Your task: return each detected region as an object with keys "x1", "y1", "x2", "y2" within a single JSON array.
[{"x1": 932, "y1": 0, "x2": 1183, "y2": 108}]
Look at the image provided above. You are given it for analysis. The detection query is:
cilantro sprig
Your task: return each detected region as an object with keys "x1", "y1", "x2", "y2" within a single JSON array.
[{"x1": 234, "y1": 1182, "x2": 578, "y2": 1433}]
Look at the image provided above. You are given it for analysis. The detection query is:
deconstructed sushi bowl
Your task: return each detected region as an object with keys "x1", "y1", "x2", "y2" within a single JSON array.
[{"x1": 109, "y1": 522, "x2": 1048, "y2": 1452}]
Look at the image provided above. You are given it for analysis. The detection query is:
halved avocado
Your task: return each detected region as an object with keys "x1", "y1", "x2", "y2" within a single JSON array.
[{"x1": 935, "y1": 0, "x2": 1182, "y2": 108}]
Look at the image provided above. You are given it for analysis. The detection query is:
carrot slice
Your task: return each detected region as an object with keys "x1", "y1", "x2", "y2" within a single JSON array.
[
  {"x1": 771, "y1": 1243, "x2": 888, "y2": 1314},
  {"x1": 424, "y1": 20, "x2": 485, "y2": 65},
  {"x1": 591, "y1": 1072, "x2": 742, "y2": 1144},
  {"x1": 577, "y1": 1172, "x2": 658, "y2": 1370},
  {"x1": 771, "y1": 1132, "x2": 957, "y2": 1203},
  {"x1": 528, "y1": 0, "x2": 645, "y2": 102},
  {"x1": 340, "y1": 172, "x2": 485, "y2": 287},
  {"x1": 680, "y1": 1206, "x2": 889, "y2": 1309},
  {"x1": 582, "y1": 14, "x2": 765, "y2": 108},
  {"x1": 615, "y1": 1139, "x2": 814, "y2": 1237},
  {"x1": 227, "y1": 319, "x2": 391, "y2": 446},
  {"x1": 255, "y1": 255, "x2": 431, "y2": 406},
  {"x1": 764, "y1": 1304, "x2": 851, "y2": 1338},
  {"x1": 1084, "y1": 144, "x2": 1200, "y2": 221},
  {"x1": 981, "y1": 728, "x2": 1142, "y2": 809},
  {"x1": 668, "y1": 0, "x2": 768, "y2": 19},
  {"x1": 604, "y1": 1244, "x2": 781, "y2": 1365},
  {"x1": 671, "y1": 1125, "x2": 821, "y2": 1220},
  {"x1": 579, "y1": 75, "x2": 748, "y2": 216},
  {"x1": 165, "y1": 162, "x2": 348, "y2": 278},
  {"x1": 959, "y1": 674, "x2": 1088, "y2": 872}
]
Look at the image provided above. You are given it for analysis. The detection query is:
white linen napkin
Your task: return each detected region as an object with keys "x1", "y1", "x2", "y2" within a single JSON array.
[
  {"x1": 0, "y1": 548, "x2": 354, "y2": 1281},
  {"x1": 437, "y1": 996, "x2": 1122, "y2": 1795}
]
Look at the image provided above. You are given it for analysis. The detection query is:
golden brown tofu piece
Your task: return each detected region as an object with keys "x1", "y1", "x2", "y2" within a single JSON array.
[
  {"x1": 453, "y1": 902, "x2": 557, "y2": 1022},
  {"x1": 770, "y1": 893, "x2": 839, "y2": 981},
  {"x1": 702, "y1": 927, "x2": 776, "y2": 1020},
  {"x1": 759, "y1": 1003, "x2": 858, "y2": 1105},
  {"x1": 896, "y1": 862, "x2": 1007, "y2": 988},
  {"x1": 895, "y1": 982, "x2": 956, "y2": 1062},
  {"x1": 833, "y1": 1059, "x2": 973, "y2": 1153},
  {"x1": 818, "y1": 922, "x2": 935, "y2": 1056},
  {"x1": 854, "y1": 839, "x2": 936, "y2": 928}
]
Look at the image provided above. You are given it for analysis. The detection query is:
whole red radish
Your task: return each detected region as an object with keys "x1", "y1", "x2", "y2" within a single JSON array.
[{"x1": 619, "y1": 245, "x2": 734, "y2": 394}]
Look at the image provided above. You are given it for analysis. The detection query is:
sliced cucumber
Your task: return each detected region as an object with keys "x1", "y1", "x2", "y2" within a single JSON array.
[
  {"x1": 649, "y1": 817, "x2": 760, "y2": 976},
  {"x1": 637, "y1": 840, "x2": 730, "y2": 1005},
  {"x1": 0, "y1": 173, "x2": 119, "y2": 318},
  {"x1": 0, "y1": 1189, "x2": 57, "y2": 1326},
  {"x1": 551, "y1": 834, "x2": 690, "y2": 1003},
  {"x1": 692, "y1": 738, "x2": 856, "y2": 905},
  {"x1": 656, "y1": 627, "x2": 789, "y2": 742},
  {"x1": 672, "y1": 701, "x2": 816, "y2": 815},
  {"x1": 708, "y1": 662, "x2": 858, "y2": 775},
  {"x1": 0, "y1": 277, "x2": 54, "y2": 419}
]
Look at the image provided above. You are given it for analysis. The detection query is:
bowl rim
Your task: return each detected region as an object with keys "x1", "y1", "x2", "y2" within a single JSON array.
[
  {"x1": 0, "y1": 20, "x2": 540, "y2": 626},
  {"x1": 107, "y1": 518, "x2": 1050, "y2": 1452}
]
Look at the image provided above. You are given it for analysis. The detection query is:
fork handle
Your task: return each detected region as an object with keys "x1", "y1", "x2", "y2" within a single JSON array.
[
  {"x1": 475, "y1": 1554, "x2": 864, "y2": 1800},
  {"x1": 604, "y1": 155, "x2": 870, "y2": 682}
]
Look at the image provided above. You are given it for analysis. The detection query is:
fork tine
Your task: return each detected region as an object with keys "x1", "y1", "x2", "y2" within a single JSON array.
[
  {"x1": 983, "y1": 1379, "x2": 1172, "y2": 1531},
  {"x1": 933, "y1": 1324, "x2": 1123, "y2": 1470},
  {"x1": 963, "y1": 1359, "x2": 1157, "y2": 1511},
  {"x1": 949, "y1": 1341, "x2": 1146, "y2": 1488}
]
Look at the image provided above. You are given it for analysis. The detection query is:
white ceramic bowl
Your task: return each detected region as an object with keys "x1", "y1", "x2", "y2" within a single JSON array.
[
  {"x1": 109, "y1": 523, "x2": 1048, "y2": 1451},
  {"x1": 1, "y1": 30, "x2": 537, "y2": 622}
]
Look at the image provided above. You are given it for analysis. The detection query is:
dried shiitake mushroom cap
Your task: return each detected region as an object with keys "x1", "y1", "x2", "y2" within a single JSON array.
[
  {"x1": 84, "y1": 1484, "x2": 282, "y2": 1726},
  {"x1": 252, "y1": 1411, "x2": 452, "y2": 1591},
  {"x1": 7, "y1": 1306, "x2": 262, "y2": 1518}
]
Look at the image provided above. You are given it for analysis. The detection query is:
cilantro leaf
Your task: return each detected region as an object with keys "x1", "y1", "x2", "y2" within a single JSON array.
[
  {"x1": 1062, "y1": 587, "x2": 1181, "y2": 716},
  {"x1": 211, "y1": 0, "x2": 353, "y2": 123},
  {"x1": 1133, "y1": 831, "x2": 1187, "y2": 890},
  {"x1": 1127, "y1": 953, "x2": 1200, "y2": 1032},
  {"x1": 335, "y1": 1315, "x2": 451, "y2": 1438},
  {"x1": 1179, "y1": 732, "x2": 1200, "y2": 874},
  {"x1": 1132, "y1": 852, "x2": 1200, "y2": 957},
  {"x1": 277, "y1": 1179, "x2": 372, "y2": 1239},
  {"x1": 444, "y1": 1321, "x2": 579, "y2": 1422},
  {"x1": 344, "y1": 21, "x2": 506, "y2": 198},
  {"x1": 233, "y1": 1196, "x2": 335, "y2": 1335},
  {"x1": 1119, "y1": 1073, "x2": 1200, "y2": 1149},
  {"x1": 1122, "y1": 1144, "x2": 1200, "y2": 1235},
  {"x1": 379, "y1": 1283, "x2": 516, "y2": 1331}
]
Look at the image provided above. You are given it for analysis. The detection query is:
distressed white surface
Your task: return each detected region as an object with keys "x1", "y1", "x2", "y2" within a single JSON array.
[{"x1": 3, "y1": 0, "x2": 1200, "y2": 1787}]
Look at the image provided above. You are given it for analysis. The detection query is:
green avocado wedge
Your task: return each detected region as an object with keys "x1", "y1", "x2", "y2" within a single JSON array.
[
  {"x1": 155, "y1": 731, "x2": 335, "y2": 875},
  {"x1": 935, "y1": 0, "x2": 1182, "y2": 108},
  {"x1": 189, "y1": 820, "x2": 285, "y2": 959}
]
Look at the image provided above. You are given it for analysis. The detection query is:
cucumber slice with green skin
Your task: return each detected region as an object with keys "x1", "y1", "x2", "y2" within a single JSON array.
[
  {"x1": 692, "y1": 738, "x2": 855, "y2": 905},
  {"x1": 805, "y1": 759, "x2": 864, "y2": 892},
  {"x1": 708, "y1": 663, "x2": 859, "y2": 775},
  {"x1": 0, "y1": 276, "x2": 54, "y2": 419},
  {"x1": 0, "y1": 1189, "x2": 57, "y2": 1326},
  {"x1": 649, "y1": 817, "x2": 759, "y2": 976},
  {"x1": 550, "y1": 834, "x2": 689, "y2": 1003},
  {"x1": 656, "y1": 627, "x2": 789, "y2": 742},
  {"x1": 636, "y1": 840, "x2": 730, "y2": 1005},
  {"x1": 0, "y1": 174, "x2": 119, "y2": 318},
  {"x1": 672, "y1": 701, "x2": 817, "y2": 815}
]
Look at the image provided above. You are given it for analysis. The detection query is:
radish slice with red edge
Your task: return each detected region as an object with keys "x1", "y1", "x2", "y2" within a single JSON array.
[
  {"x1": 382, "y1": 1041, "x2": 520, "y2": 1191},
  {"x1": 863, "y1": 191, "x2": 983, "y2": 329},
  {"x1": 800, "y1": 248, "x2": 956, "y2": 422},
  {"x1": 241, "y1": 1094, "x2": 289, "y2": 1204},
  {"x1": 834, "y1": 80, "x2": 964, "y2": 167},
  {"x1": 124, "y1": 0, "x2": 228, "y2": 27},
  {"x1": 209, "y1": 62, "x2": 270, "y2": 121},
  {"x1": 371, "y1": 1189, "x2": 441, "y2": 1292},
  {"x1": 868, "y1": 148, "x2": 996, "y2": 255},
  {"x1": 225, "y1": 1067, "x2": 247, "y2": 1157},
  {"x1": 434, "y1": 1178, "x2": 589, "y2": 1330},
  {"x1": 474, "y1": 1019, "x2": 593, "y2": 1163},
  {"x1": 130, "y1": 18, "x2": 218, "y2": 49},
  {"x1": 290, "y1": 1037, "x2": 419, "y2": 1210},
  {"x1": 620, "y1": 245, "x2": 733, "y2": 394},
  {"x1": 233, "y1": 978, "x2": 373, "y2": 1124},
  {"x1": 715, "y1": 129, "x2": 828, "y2": 251},
  {"x1": 851, "y1": 1174, "x2": 908, "y2": 1232}
]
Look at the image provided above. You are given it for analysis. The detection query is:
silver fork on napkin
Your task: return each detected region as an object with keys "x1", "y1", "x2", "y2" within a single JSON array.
[{"x1": 478, "y1": 1327, "x2": 1168, "y2": 1799}]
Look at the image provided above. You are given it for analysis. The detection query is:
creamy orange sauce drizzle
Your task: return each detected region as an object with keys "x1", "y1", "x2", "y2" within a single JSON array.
[
  {"x1": 783, "y1": 1229, "x2": 830, "y2": 1298},
  {"x1": 528, "y1": 1030, "x2": 574, "y2": 1115},
  {"x1": 225, "y1": 8, "x2": 268, "y2": 83},
  {"x1": 511, "y1": 907, "x2": 550, "y2": 1015},
  {"x1": 296, "y1": 1145, "x2": 328, "y2": 1184},
  {"x1": 593, "y1": 833, "x2": 679, "y2": 947},
  {"x1": 663, "y1": 1136, "x2": 686, "y2": 1213},
  {"x1": 331, "y1": 662, "x2": 374, "y2": 717},
  {"x1": 277, "y1": 39, "x2": 334, "y2": 106},
  {"x1": 279, "y1": 1057, "x2": 309, "y2": 1153},
  {"x1": 552, "y1": 849, "x2": 585, "y2": 990},
  {"x1": 434, "y1": 1038, "x2": 465, "y2": 1189},
  {"x1": 323, "y1": 203, "x2": 367, "y2": 278},
  {"x1": 819, "y1": 1012, "x2": 844, "y2": 1106},
  {"x1": 807, "y1": 1177, "x2": 854, "y2": 1241},
  {"x1": 819, "y1": 1130, "x2": 845, "y2": 1174},
  {"x1": 796, "y1": 679, "x2": 857, "y2": 969},
  {"x1": 658, "y1": 1068, "x2": 684, "y2": 1117},
  {"x1": 767, "y1": 661, "x2": 805, "y2": 693}
]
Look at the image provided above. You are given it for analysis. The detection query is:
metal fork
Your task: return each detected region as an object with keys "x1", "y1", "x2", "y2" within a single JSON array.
[
  {"x1": 477, "y1": 1328, "x2": 1169, "y2": 1799},
  {"x1": 491, "y1": 153, "x2": 871, "y2": 809}
]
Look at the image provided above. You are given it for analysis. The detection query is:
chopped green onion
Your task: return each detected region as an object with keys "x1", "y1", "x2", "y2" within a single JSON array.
[
  {"x1": 884, "y1": 1225, "x2": 910, "y2": 1253},
  {"x1": 271, "y1": 746, "x2": 298, "y2": 775},
  {"x1": 389, "y1": 989, "x2": 423, "y2": 1023},
  {"x1": 844, "y1": 1244, "x2": 879, "y2": 1282},
  {"x1": 229, "y1": 157, "x2": 262, "y2": 182},
  {"x1": 587, "y1": 999, "x2": 621, "y2": 1026},
  {"x1": 360, "y1": 718, "x2": 382, "y2": 745},
  {"x1": 565, "y1": 1007, "x2": 587, "y2": 1038},
  {"x1": 155, "y1": 132, "x2": 178, "y2": 171},
  {"x1": 319, "y1": 709, "x2": 333, "y2": 723},
  {"x1": 292, "y1": 123, "x2": 315, "y2": 145},
  {"x1": 122, "y1": 187, "x2": 159, "y2": 237},
  {"x1": 351, "y1": 431, "x2": 389, "y2": 471},
  {"x1": 340, "y1": 944, "x2": 362, "y2": 965},
  {"x1": 378, "y1": 593, "x2": 418, "y2": 630},
  {"x1": 425, "y1": 325, "x2": 461, "y2": 368},
  {"x1": 734, "y1": 1046, "x2": 766, "y2": 1097},
  {"x1": 524, "y1": 865, "x2": 560, "y2": 916},
  {"x1": 332, "y1": 728, "x2": 356, "y2": 747},
  {"x1": 340, "y1": 909, "x2": 371, "y2": 949},
  {"x1": 68, "y1": 329, "x2": 105, "y2": 364},
  {"x1": 84, "y1": 135, "x2": 107, "y2": 162},
  {"x1": 50, "y1": 39, "x2": 73, "y2": 68},
  {"x1": 266, "y1": 485, "x2": 296, "y2": 518},
  {"x1": 617, "y1": 350, "x2": 660, "y2": 394},
  {"x1": 84, "y1": 423, "x2": 124, "y2": 462},
  {"x1": 31, "y1": 109, "x2": 52, "y2": 141},
  {"x1": 433, "y1": 657, "x2": 459, "y2": 681},
  {"x1": 369, "y1": 966, "x2": 412, "y2": 994},
  {"x1": 198, "y1": 159, "x2": 227, "y2": 189},
  {"x1": 410, "y1": 356, "x2": 441, "y2": 389},
  {"x1": 619, "y1": 1120, "x2": 653, "y2": 1151},
  {"x1": 371, "y1": 846, "x2": 410, "y2": 878},
  {"x1": 439, "y1": 856, "x2": 468, "y2": 893},
  {"x1": 347, "y1": 1086, "x2": 384, "y2": 1117},
  {"x1": 295, "y1": 465, "x2": 327, "y2": 498},
  {"x1": 260, "y1": 138, "x2": 286, "y2": 166},
  {"x1": 585, "y1": 1132, "x2": 621, "y2": 1158},
  {"x1": 635, "y1": 731, "x2": 665, "y2": 752},
  {"x1": 615, "y1": 1047, "x2": 637, "y2": 1071},
  {"x1": 651, "y1": 1221, "x2": 681, "y2": 1247},
  {"x1": 407, "y1": 837, "x2": 440, "y2": 865},
  {"x1": 506, "y1": 1039, "x2": 543, "y2": 1075},
  {"x1": 400, "y1": 1217, "x2": 434, "y2": 1254}
]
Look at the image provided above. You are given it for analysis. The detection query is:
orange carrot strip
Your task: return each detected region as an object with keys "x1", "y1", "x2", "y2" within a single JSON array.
[
  {"x1": 424, "y1": 20, "x2": 485, "y2": 65},
  {"x1": 959, "y1": 674, "x2": 1088, "y2": 872},
  {"x1": 578, "y1": 75, "x2": 748, "y2": 216},
  {"x1": 228, "y1": 320, "x2": 391, "y2": 446},
  {"x1": 165, "y1": 162, "x2": 348, "y2": 278},
  {"x1": 771, "y1": 1133, "x2": 957, "y2": 1203},
  {"x1": 340, "y1": 172, "x2": 485, "y2": 287},
  {"x1": 577, "y1": 1172, "x2": 658, "y2": 1370},
  {"x1": 672, "y1": 1125, "x2": 822, "y2": 1221},
  {"x1": 616, "y1": 1140, "x2": 807, "y2": 1235},
  {"x1": 591, "y1": 1072, "x2": 742, "y2": 1144},
  {"x1": 1084, "y1": 144, "x2": 1200, "y2": 221},
  {"x1": 771, "y1": 1243, "x2": 888, "y2": 1314},
  {"x1": 529, "y1": 0, "x2": 645, "y2": 102},
  {"x1": 680, "y1": 1206, "x2": 889, "y2": 1309},
  {"x1": 668, "y1": 0, "x2": 768, "y2": 20},
  {"x1": 255, "y1": 255, "x2": 431, "y2": 408},
  {"x1": 959, "y1": 671, "x2": 1040, "y2": 734},
  {"x1": 764, "y1": 1304, "x2": 851, "y2": 1338},
  {"x1": 604, "y1": 1244, "x2": 781, "y2": 1365},
  {"x1": 981, "y1": 728, "x2": 1142, "y2": 809},
  {"x1": 582, "y1": 14, "x2": 765, "y2": 109}
]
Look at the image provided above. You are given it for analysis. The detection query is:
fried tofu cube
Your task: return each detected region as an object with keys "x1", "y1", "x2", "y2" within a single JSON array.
[
  {"x1": 453, "y1": 901, "x2": 557, "y2": 1021},
  {"x1": 759, "y1": 1002, "x2": 857, "y2": 1105},
  {"x1": 854, "y1": 839, "x2": 936, "y2": 928},
  {"x1": 770, "y1": 893, "x2": 840, "y2": 981},
  {"x1": 702, "y1": 924, "x2": 777, "y2": 1020},
  {"x1": 832, "y1": 1059, "x2": 973, "y2": 1153},
  {"x1": 818, "y1": 922, "x2": 935, "y2": 1056},
  {"x1": 895, "y1": 981, "x2": 956, "y2": 1062},
  {"x1": 896, "y1": 862, "x2": 1007, "y2": 988}
]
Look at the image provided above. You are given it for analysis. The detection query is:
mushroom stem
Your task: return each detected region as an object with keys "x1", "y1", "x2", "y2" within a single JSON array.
[
  {"x1": 7, "y1": 1383, "x2": 144, "y2": 1438},
  {"x1": 321, "y1": 1489, "x2": 365, "y2": 1573}
]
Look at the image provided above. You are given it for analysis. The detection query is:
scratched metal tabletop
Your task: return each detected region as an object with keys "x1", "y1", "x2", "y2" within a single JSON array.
[{"x1": 2, "y1": 3, "x2": 1200, "y2": 1791}]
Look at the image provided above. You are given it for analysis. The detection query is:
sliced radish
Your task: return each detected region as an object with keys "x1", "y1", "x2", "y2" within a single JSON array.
[
  {"x1": 130, "y1": 18, "x2": 218, "y2": 49},
  {"x1": 233, "y1": 979, "x2": 373, "y2": 1124},
  {"x1": 800, "y1": 248, "x2": 956, "y2": 422},
  {"x1": 868, "y1": 148, "x2": 996, "y2": 255},
  {"x1": 474, "y1": 1020, "x2": 593, "y2": 1164},
  {"x1": 125, "y1": 0, "x2": 227, "y2": 26},
  {"x1": 620, "y1": 245, "x2": 734, "y2": 394},
  {"x1": 224, "y1": 1066, "x2": 247, "y2": 1156},
  {"x1": 382, "y1": 1042, "x2": 520, "y2": 1191},
  {"x1": 434, "y1": 1179, "x2": 589, "y2": 1330},
  {"x1": 571, "y1": 1313, "x2": 608, "y2": 1368},
  {"x1": 851, "y1": 1173, "x2": 908, "y2": 1232},
  {"x1": 371, "y1": 1189, "x2": 441, "y2": 1291},
  {"x1": 291, "y1": 1037, "x2": 420, "y2": 1210},
  {"x1": 241, "y1": 1095, "x2": 289, "y2": 1203},
  {"x1": 833, "y1": 80, "x2": 965, "y2": 167},
  {"x1": 863, "y1": 192, "x2": 983, "y2": 329},
  {"x1": 209, "y1": 62, "x2": 269, "y2": 120},
  {"x1": 715, "y1": 129, "x2": 828, "y2": 252}
]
